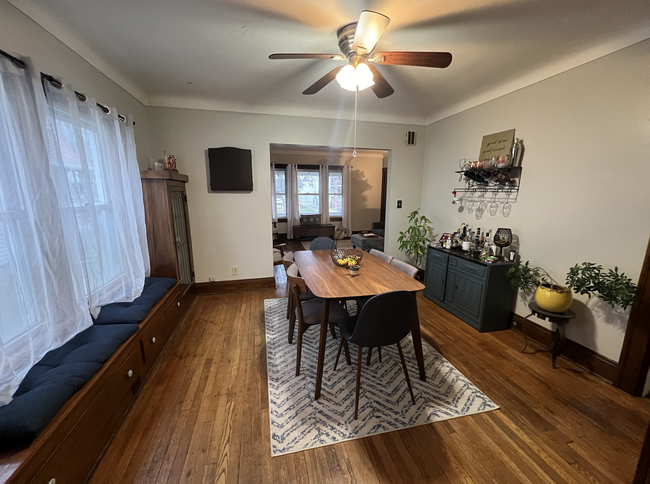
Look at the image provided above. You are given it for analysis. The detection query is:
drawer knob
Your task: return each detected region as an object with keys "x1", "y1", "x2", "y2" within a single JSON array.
[
  {"x1": 152, "y1": 336, "x2": 156, "y2": 343},
  {"x1": 127, "y1": 370, "x2": 133, "y2": 378},
  {"x1": 49, "y1": 479, "x2": 56, "y2": 484},
  {"x1": 177, "y1": 302, "x2": 181, "y2": 307}
]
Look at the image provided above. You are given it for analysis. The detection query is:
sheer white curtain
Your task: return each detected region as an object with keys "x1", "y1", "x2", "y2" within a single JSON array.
[
  {"x1": 41, "y1": 81, "x2": 147, "y2": 309},
  {"x1": 341, "y1": 165, "x2": 352, "y2": 233},
  {"x1": 0, "y1": 58, "x2": 92, "y2": 405},
  {"x1": 286, "y1": 164, "x2": 300, "y2": 239},
  {"x1": 319, "y1": 165, "x2": 330, "y2": 225}
]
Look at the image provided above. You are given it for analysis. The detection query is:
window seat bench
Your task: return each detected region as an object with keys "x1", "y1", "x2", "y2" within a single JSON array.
[
  {"x1": 0, "y1": 277, "x2": 189, "y2": 484},
  {"x1": 292, "y1": 223, "x2": 335, "y2": 239}
]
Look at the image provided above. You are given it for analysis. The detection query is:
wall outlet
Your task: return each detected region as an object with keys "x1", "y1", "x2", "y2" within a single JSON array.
[
  {"x1": 208, "y1": 277, "x2": 216, "y2": 282},
  {"x1": 232, "y1": 266, "x2": 239, "y2": 275}
]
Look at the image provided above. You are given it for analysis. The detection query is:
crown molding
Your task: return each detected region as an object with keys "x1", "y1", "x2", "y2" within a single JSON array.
[
  {"x1": 144, "y1": 95, "x2": 427, "y2": 126},
  {"x1": 425, "y1": 29, "x2": 650, "y2": 126}
]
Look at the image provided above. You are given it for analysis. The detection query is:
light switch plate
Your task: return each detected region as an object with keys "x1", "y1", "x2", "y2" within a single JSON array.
[{"x1": 397, "y1": 200, "x2": 402, "y2": 208}]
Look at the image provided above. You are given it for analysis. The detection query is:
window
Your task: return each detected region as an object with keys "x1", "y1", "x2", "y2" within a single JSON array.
[
  {"x1": 51, "y1": 105, "x2": 123, "y2": 294},
  {"x1": 297, "y1": 170, "x2": 319, "y2": 215},
  {"x1": 274, "y1": 169, "x2": 286, "y2": 218},
  {"x1": 328, "y1": 170, "x2": 343, "y2": 217}
]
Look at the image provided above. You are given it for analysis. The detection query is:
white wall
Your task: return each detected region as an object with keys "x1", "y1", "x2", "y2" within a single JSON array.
[
  {"x1": 421, "y1": 39, "x2": 650, "y2": 362},
  {"x1": 0, "y1": 0, "x2": 151, "y2": 167},
  {"x1": 147, "y1": 107, "x2": 424, "y2": 282}
]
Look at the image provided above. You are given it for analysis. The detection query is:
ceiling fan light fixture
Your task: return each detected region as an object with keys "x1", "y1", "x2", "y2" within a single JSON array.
[
  {"x1": 336, "y1": 64, "x2": 358, "y2": 91},
  {"x1": 355, "y1": 63, "x2": 374, "y2": 90}
]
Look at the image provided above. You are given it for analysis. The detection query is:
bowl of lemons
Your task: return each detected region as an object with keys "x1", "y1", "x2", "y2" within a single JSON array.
[{"x1": 331, "y1": 248, "x2": 364, "y2": 268}]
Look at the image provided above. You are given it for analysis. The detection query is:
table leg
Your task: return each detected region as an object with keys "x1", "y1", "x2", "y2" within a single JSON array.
[
  {"x1": 410, "y1": 293, "x2": 426, "y2": 381},
  {"x1": 314, "y1": 299, "x2": 330, "y2": 400},
  {"x1": 550, "y1": 322, "x2": 567, "y2": 369}
]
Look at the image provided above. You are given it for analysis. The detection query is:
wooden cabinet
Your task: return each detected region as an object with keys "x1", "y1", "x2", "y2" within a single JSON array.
[
  {"x1": 141, "y1": 171, "x2": 194, "y2": 293},
  {"x1": 424, "y1": 246, "x2": 516, "y2": 332}
]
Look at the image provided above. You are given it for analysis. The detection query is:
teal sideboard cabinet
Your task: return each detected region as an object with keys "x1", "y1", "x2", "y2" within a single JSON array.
[{"x1": 424, "y1": 246, "x2": 517, "y2": 332}]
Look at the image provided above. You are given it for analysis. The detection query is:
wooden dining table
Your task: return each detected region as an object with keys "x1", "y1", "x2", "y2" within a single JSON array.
[{"x1": 293, "y1": 250, "x2": 426, "y2": 400}]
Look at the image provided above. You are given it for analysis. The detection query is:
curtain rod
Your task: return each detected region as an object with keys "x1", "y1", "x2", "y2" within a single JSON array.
[{"x1": 1, "y1": 48, "x2": 134, "y2": 125}]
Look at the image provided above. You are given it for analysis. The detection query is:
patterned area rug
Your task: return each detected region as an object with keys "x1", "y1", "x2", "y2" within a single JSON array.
[{"x1": 264, "y1": 298, "x2": 499, "y2": 456}]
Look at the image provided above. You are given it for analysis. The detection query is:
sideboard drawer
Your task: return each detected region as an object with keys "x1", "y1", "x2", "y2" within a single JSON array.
[
  {"x1": 428, "y1": 247, "x2": 448, "y2": 265},
  {"x1": 456, "y1": 258, "x2": 487, "y2": 279}
]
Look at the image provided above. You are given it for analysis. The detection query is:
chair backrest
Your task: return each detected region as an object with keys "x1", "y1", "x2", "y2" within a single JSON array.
[
  {"x1": 391, "y1": 259, "x2": 418, "y2": 278},
  {"x1": 310, "y1": 237, "x2": 335, "y2": 250},
  {"x1": 369, "y1": 249, "x2": 394, "y2": 264},
  {"x1": 348, "y1": 291, "x2": 414, "y2": 348},
  {"x1": 282, "y1": 251, "x2": 294, "y2": 270},
  {"x1": 286, "y1": 263, "x2": 307, "y2": 295}
]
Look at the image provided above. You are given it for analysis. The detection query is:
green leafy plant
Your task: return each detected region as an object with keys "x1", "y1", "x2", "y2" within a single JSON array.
[
  {"x1": 507, "y1": 261, "x2": 560, "y2": 291},
  {"x1": 397, "y1": 209, "x2": 432, "y2": 269},
  {"x1": 566, "y1": 262, "x2": 637, "y2": 310}
]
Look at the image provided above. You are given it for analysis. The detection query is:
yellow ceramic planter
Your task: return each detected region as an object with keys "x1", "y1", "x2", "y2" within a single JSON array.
[{"x1": 534, "y1": 284, "x2": 573, "y2": 313}]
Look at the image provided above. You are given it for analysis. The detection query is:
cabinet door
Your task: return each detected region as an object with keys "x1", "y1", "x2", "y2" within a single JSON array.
[
  {"x1": 169, "y1": 188, "x2": 193, "y2": 292},
  {"x1": 425, "y1": 262, "x2": 447, "y2": 301},
  {"x1": 446, "y1": 269, "x2": 485, "y2": 321}
]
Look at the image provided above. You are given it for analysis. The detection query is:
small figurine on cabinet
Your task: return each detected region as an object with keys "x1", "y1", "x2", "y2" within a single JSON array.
[{"x1": 163, "y1": 151, "x2": 178, "y2": 172}]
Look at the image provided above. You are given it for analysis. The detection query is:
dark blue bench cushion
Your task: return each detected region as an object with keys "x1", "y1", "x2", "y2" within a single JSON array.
[
  {"x1": 0, "y1": 323, "x2": 138, "y2": 448},
  {"x1": 93, "y1": 277, "x2": 177, "y2": 325}
]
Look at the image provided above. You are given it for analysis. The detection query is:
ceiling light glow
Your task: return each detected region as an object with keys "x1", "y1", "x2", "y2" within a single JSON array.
[{"x1": 336, "y1": 63, "x2": 375, "y2": 92}]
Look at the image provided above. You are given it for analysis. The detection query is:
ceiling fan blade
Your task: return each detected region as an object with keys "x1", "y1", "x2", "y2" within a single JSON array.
[
  {"x1": 367, "y1": 65, "x2": 394, "y2": 99},
  {"x1": 303, "y1": 66, "x2": 344, "y2": 95},
  {"x1": 373, "y1": 52, "x2": 452, "y2": 68},
  {"x1": 269, "y1": 53, "x2": 344, "y2": 60},
  {"x1": 352, "y1": 10, "x2": 390, "y2": 54}
]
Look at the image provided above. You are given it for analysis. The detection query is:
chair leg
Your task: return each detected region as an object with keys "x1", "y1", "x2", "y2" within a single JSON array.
[
  {"x1": 329, "y1": 322, "x2": 337, "y2": 339},
  {"x1": 355, "y1": 345, "x2": 363, "y2": 420},
  {"x1": 343, "y1": 339, "x2": 352, "y2": 366},
  {"x1": 288, "y1": 301, "x2": 296, "y2": 344},
  {"x1": 397, "y1": 342, "x2": 416, "y2": 406},
  {"x1": 366, "y1": 347, "x2": 373, "y2": 366},
  {"x1": 378, "y1": 346, "x2": 382, "y2": 363},
  {"x1": 295, "y1": 318, "x2": 305, "y2": 377},
  {"x1": 286, "y1": 293, "x2": 292, "y2": 320},
  {"x1": 334, "y1": 338, "x2": 345, "y2": 371}
]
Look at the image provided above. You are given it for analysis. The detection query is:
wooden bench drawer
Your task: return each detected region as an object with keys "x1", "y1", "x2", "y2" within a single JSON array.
[{"x1": 29, "y1": 350, "x2": 140, "y2": 484}]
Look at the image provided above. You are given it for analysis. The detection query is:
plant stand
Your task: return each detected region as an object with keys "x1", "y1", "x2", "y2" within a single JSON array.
[{"x1": 521, "y1": 301, "x2": 576, "y2": 369}]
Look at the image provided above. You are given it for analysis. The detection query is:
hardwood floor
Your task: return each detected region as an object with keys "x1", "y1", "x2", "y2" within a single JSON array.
[{"x1": 89, "y1": 266, "x2": 650, "y2": 483}]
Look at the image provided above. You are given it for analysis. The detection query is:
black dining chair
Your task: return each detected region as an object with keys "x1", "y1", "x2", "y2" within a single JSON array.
[
  {"x1": 287, "y1": 264, "x2": 351, "y2": 376},
  {"x1": 310, "y1": 237, "x2": 336, "y2": 250},
  {"x1": 334, "y1": 291, "x2": 417, "y2": 419}
]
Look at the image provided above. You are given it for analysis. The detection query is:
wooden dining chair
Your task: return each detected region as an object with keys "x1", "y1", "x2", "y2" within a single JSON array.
[
  {"x1": 287, "y1": 264, "x2": 350, "y2": 376},
  {"x1": 391, "y1": 259, "x2": 418, "y2": 279},
  {"x1": 285, "y1": 263, "x2": 315, "y2": 337},
  {"x1": 334, "y1": 291, "x2": 417, "y2": 419},
  {"x1": 369, "y1": 248, "x2": 394, "y2": 264}
]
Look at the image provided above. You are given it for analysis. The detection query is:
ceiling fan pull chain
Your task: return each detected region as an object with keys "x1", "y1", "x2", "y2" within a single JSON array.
[{"x1": 353, "y1": 87, "x2": 358, "y2": 158}]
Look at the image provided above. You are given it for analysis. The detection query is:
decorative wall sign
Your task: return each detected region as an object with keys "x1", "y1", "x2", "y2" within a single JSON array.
[{"x1": 479, "y1": 129, "x2": 515, "y2": 161}]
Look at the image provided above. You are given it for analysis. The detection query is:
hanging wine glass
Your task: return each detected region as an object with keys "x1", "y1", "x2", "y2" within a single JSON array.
[
  {"x1": 489, "y1": 194, "x2": 499, "y2": 216},
  {"x1": 502, "y1": 194, "x2": 512, "y2": 217},
  {"x1": 467, "y1": 200, "x2": 475, "y2": 214}
]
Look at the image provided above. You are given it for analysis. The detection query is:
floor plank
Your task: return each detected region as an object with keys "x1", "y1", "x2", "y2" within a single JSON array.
[{"x1": 88, "y1": 269, "x2": 650, "y2": 484}]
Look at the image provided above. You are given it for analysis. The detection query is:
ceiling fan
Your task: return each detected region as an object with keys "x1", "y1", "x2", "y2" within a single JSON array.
[{"x1": 269, "y1": 10, "x2": 452, "y2": 98}]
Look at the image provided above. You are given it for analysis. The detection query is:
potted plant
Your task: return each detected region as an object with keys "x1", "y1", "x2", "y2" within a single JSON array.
[
  {"x1": 397, "y1": 209, "x2": 433, "y2": 270},
  {"x1": 566, "y1": 262, "x2": 637, "y2": 310},
  {"x1": 507, "y1": 261, "x2": 573, "y2": 313}
]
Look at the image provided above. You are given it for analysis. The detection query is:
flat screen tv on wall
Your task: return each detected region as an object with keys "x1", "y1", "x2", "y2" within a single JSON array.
[{"x1": 207, "y1": 147, "x2": 253, "y2": 192}]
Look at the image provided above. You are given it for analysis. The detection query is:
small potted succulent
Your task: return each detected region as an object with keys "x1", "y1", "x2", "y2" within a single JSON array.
[
  {"x1": 508, "y1": 261, "x2": 573, "y2": 313},
  {"x1": 566, "y1": 262, "x2": 637, "y2": 310}
]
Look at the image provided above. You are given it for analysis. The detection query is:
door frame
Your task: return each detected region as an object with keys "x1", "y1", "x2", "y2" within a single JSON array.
[{"x1": 615, "y1": 235, "x2": 650, "y2": 395}]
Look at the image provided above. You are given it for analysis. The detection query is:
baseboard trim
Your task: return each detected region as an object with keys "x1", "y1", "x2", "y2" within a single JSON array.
[
  {"x1": 512, "y1": 313, "x2": 618, "y2": 383},
  {"x1": 194, "y1": 277, "x2": 276, "y2": 295}
]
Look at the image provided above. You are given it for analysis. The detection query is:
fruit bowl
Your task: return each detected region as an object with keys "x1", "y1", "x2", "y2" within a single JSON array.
[{"x1": 331, "y1": 248, "x2": 364, "y2": 268}]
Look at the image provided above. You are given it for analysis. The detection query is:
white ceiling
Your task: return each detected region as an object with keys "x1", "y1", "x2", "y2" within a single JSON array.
[{"x1": 10, "y1": 0, "x2": 650, "y2": 125}]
